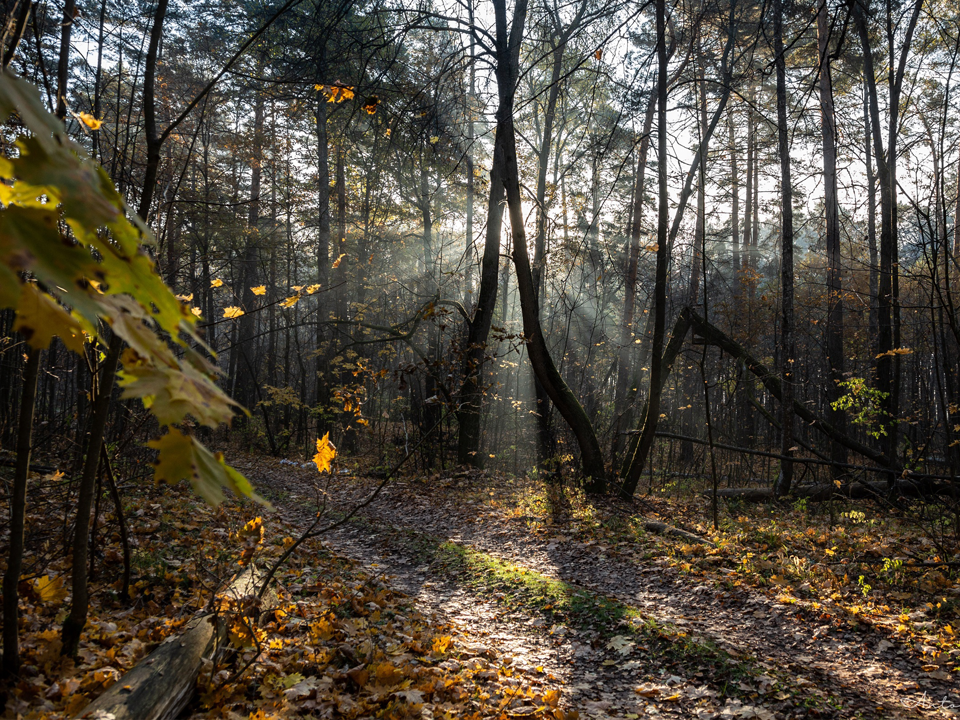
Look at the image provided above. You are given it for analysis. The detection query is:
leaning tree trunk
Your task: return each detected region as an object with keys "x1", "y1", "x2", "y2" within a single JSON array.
[
  {"x1": 620, "y1": 0, "x2": 738, "y2": 494},
  {"x1": 456, "y1": 129, "x2": 505, "y2": 465},
  {"x1": 491, "y1": 0, "x2": 606, "y2": 491},
  {"x1": 620, "y1": 0, "x2": 669, "y2": 499}
]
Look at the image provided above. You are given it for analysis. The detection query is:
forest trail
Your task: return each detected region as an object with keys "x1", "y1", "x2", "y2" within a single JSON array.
[{"x1": 243, "y1": 456, "x2": 959, "y2": 720}]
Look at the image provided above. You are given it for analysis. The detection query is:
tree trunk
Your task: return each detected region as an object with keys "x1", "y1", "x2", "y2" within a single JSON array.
[
  {"x1": 773, "y1": 0, "x2": 796, "y2": 497},
  {"x1": 137, "y1": 0, "x2": 169, "y2": 222},
  {"x1": 316, "y1": 96, "x2": 330, "y2": 406},
  {"x1": 818, "y1": 0, "x2": 847, "y2": 478},
  {"x1": 863, "y1": 83, "x2": 879, "y2": 354},
  {"x1": 456, "y1": 118, "x2": 506, "y2": 465},
  {"x1": 852, "y1": 0, "x2": 923, "y2": 472},
  {"x1": 229, "y1": 90, "x2": 265, "y2": 413},
  {"x1": 61, "y1": 336, "x2": 122, "y2": 657},
  {"x1": 55, "y1": 0, "x2": 75, "y2": 120},
  {"x1": 729, "y1": 115, "x2": 740, "y2": 284},
  {"x1": 621, "y1": 0, "x2": 738, "y2": 494},
  {"x1": 490, "y1": 0, "x2": 606, "y2": 490},
  {"x1": 2, "y1": 347, "x2": 40, "y2": 678},
  {"x1": 620, "y1": 0, "x2": 669, "y2": 498}
]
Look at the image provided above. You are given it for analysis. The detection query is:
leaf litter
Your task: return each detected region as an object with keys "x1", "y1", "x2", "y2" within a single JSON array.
[{"x1": 240, "y1": 453, "x2": 959, "y2": 719}]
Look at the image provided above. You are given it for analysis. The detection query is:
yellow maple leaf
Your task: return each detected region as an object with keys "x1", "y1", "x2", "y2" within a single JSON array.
[
  {"x1": 251, "y1": 285, "x2": 266, "y2": 296},
  {"x1": 429, "y1": 135, "x2": 439, "y2": 144},
  {"x1": 191, "y1": 306, "x2": 202, "y2": 317},
  {"x1": 211, "y1": 278, "x2": 224, "y2": 288},
  {"x1": 332, "y1": 253, "x2": 346, "y2": 269},
  {"x1": 313, "y1": 432, "x2": 337, "y2": 473},
  {"x1": 176, "y1": 293, "x2": 194, "y2": 302},
  {"x1": 375, "y1": 662, "x2": 405, "y2": 686},
  {"x1": 34, "y1": 574, "x2": 68, "y2": 603},
  {"x1": 77, "y1": 112, "x2": 102, "y2": 130},
  {"x1": 14, "y1": 283, "x2": 85, "y2": 353},
  {"x1": 363, "y1": 96, "x2": 379, "y2": 114},
  {"x1": 305, "y1": 284, "x2": 321, "y2": 294},
  {"x1": 223, "y1": 306, "x2": 244, "y2": 319},
  {"x1": 280, "y1": 295, "x2": 300, "y2": 308}
]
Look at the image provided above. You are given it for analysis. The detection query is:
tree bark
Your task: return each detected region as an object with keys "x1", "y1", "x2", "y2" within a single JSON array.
[
  {"x1": 621, "y1": 0, "x2": 738, "y2": 495},
  {"x1": 490, "y1": 0, "x2": 606, "y2": 490},
  {"x1": 61, "y1": 336, "x2": 122, "y2": 657},
  {"x1": 137, "y1": 0, "x2": 169, "y2": 223},
  {"x1": 229, "y1": 90, "x2": 265, "y2": 413},
  {"x1": 620, "y1": 0, "x2": 669, "y2": 498},
  {"x1": 315, "y1": 95, "x2": 330, "y2": 406},
  {"x1": 818, "y1": 0, "x2": 847, "y2": 478},
  {"x1": 851, "y1": 0, "x2": 923, "y2": 471},
  {"x1": 773, "y1": 0, "x2": 796, "y2": 497},
  {"x1": 55, "y1": 0, "x2": 75, "y2": 120},
  {"x1": 1, "y1": 347, "x2": 40, "y2": 678},
  {"x1": 456, "y1": 129, "x2": 505, "y2": 465}
]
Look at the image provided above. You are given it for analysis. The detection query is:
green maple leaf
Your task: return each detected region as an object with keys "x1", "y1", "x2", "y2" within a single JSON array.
[{"x1": 149, "y1": 429, "x2": 270, "y2": 507}]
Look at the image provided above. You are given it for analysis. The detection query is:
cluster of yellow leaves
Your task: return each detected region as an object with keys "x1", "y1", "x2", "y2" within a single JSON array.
[
  {"x1": 0, "y1": 73, "x2": 255, "y2": 506},
  {"x1": 233, "y1": 516, "x2": 265, "y2": 567},
  {"x1": 313, "y1": 432, "x2": 337, "y2": 474},
  {"x1": 876, "y1": 347, "x2": 914, "y2": 359},
  {"x1": 76, "y1": 111, "x2": 103, "y2": 130},
  {"x1": 279, "y1": 283, "x2": 321, "y2": 309},
  {"x1": 316, "y1": 83, "x2": 355, "y2": 103}
]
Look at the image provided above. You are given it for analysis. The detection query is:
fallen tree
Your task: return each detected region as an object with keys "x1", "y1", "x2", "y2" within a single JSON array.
[
  {"x1": 75, "y1": 566, "x2": 277, "y2": 720},
  {"x1": 640, "y1": 308, "x2": 895, "y2": 471},
  {"x1": 711, "y1": 477, "x2": 956, "y2": 502}
]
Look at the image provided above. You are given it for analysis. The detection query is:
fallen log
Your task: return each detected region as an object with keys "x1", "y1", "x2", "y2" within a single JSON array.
[
  {"x1": 711, "y1": 477, "x2": 956, "y2": 503},
  {"x1": 686, "y1": 309, "x2": 895, "y2": 470},
  {"x1": 643, "y1": 519, "x2": 715, "y2": 546},
  {"x1": 76, "y1": 565, "x2": 277, "y2": 720}
]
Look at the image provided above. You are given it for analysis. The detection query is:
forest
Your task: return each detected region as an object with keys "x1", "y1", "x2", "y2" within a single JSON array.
[{"x1": 0, "y1": 0, "x2": 959, "y2": 716}]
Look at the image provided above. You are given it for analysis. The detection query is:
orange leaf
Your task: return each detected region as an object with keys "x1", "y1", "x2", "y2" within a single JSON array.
[
  {"x1": 313, "y1": 432, "x2": 337, "y2": 473},
  {"x1": 78, "y1": 111, "x2": 103, "y2": 129}
]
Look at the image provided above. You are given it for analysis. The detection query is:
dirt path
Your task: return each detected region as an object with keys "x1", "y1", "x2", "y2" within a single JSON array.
[{"x1": 243, "y1": 458, "x2": 959, "y2": 720}]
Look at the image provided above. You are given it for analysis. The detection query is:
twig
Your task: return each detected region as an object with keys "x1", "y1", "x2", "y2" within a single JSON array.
[{"x1": 256, "y1": 410, "x2": 449, "y2": 599}]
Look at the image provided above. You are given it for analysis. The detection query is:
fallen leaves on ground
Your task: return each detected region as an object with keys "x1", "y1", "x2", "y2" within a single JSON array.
[{"x1": 0, "y1": 455, "x2": 574, "y2": 720}]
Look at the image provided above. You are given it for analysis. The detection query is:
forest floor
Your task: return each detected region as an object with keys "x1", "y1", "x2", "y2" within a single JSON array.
[
  {"x1": 240, "y1": 453, "x2": 960, "y2": 720},
  {"x1": 3, "y1": 450, "x2": 959, "y2": 720}
]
